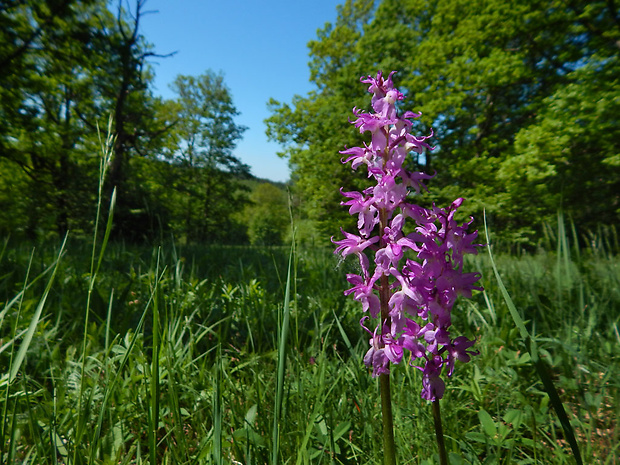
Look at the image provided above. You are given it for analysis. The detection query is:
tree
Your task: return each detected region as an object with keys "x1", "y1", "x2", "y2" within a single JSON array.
[
  {"x1": 0, "y1": 0, "x2": 169, "y2": 240},
  {"x1": 266, "y1": 0, "x2": 620, "y2": 245},
  {"x1": 0, "y1": 0, "x2": 89, "y2": 74},
  {"x1": 505, "y1": 57, "x2": 620, "y2": 232},
  {"x1": 244, "y1": 183, "x2": 289, "y2": 246},
  {"x1": 0, "y1": 0, "x2": 107, "y2": 237},
  {"x1": 157, "y1": 71, "x2": 249, "y2": 243},
  {"x1": 93, "y1": 0, "x2": 172, "y2": 239}
]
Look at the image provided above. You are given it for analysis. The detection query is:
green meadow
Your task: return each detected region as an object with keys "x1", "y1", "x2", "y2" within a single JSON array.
[
  {"x1": 1, "y1": 223, "x2": 618, "y2": 464},
  {"x1": 2, "y1": 1, "x2": 619, "y2": 463}
]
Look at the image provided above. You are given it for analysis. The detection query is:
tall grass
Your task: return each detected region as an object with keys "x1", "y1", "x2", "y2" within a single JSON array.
[
  {"x1": 0, "y1": 224, "x2": 618, "y2": 463},
  {"x1": 0, "y1": 138, "x2": 618, "y2": 464}
]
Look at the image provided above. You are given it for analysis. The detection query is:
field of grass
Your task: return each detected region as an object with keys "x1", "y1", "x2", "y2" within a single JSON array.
[{"x1": 0, "y1": 225, "x2": 619, "y2": 464}]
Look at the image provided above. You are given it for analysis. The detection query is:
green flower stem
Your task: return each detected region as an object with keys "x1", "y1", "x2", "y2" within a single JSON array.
[
  {"x1": 380, "y1": 372, "x2": 397, "y2": 465},
  {"x1": 378, "y1": 205, "x2": 397, "y2": 465},
  {"x1": 432, "y1": 399, "x2": 449, "y2": 465}
]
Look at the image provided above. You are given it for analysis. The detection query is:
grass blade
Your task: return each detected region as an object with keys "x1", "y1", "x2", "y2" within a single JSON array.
[
  {"x1": 271, "y1": 243, "x2": 294, "y2": 465},
  {"x1": 148, "y1": 252, "x2": 162, "y2": 465},
  {"x1": 9, "y1": 235, "x2": 67, "y2": 384},
  {"x1": 484, "y1": 213, "x2": 583, "y2": 465},
  {"x1": 213, "y1": 344, "x2": 223, "y2": 465},
  {"x1": 88, "y1": 276, "x2": 160, "y2": 464}
]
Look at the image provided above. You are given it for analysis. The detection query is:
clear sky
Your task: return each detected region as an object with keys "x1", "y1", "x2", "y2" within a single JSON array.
[{"x1": 140, "y1": 0, "x2": 344, "y2": 183}]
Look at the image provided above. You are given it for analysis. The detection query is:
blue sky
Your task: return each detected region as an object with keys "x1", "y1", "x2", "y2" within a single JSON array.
[{"x1": 140, "y1": 0, "x2": 344, "y2": 182}]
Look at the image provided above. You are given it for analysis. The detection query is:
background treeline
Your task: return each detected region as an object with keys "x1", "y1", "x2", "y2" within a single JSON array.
[
  {"x1": 1, "y1": 0, "x2": 619, "y2": 248},
  {"x1": 267, "y1": 0, "x2": 620, "y2": 247},
  {"x1": 0, "y1": 0, "x2": 290, "y2": 245}
]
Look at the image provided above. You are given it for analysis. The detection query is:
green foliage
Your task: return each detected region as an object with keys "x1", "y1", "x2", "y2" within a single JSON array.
[
  {"x1": 0, "y1": 158, "x2": 30, "y2": 237},
  {"x1": 154, "y1": 71, "x2": 250, "y2": 244},
  {"x1": 244, "y1": 183, "x2": 290, "y2": 246},
  {"x1": 507, "y1": 57, "x2": 620, "y2": 233},
  {"x1": 0, "y1": 0, "x2": 105, "y2": 237},
  {"x1": 1, "y1": 219, "x2": 619, "y2": 463},
  {"x1": 0, "y1": 0, "x2": 166, "y2": 240},
  {"x1": 0, "y1": 3, "x2": 255, "y2": 244},
  {"x1": 266, "y1": 0, "x2": 620, "y2": 245}
]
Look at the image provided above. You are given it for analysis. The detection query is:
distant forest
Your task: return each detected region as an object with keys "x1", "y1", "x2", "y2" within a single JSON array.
[
  {"x1": 1, "y1": 0, "x2": 619, "y2": 248},
  {"x1": 0, "y1": 0, "x2": 290, "y2": 245}
]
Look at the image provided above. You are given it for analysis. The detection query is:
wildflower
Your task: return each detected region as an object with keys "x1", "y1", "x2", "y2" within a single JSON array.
[{"x1": 334, "y1": 71, "x2": 482, "y2": 400}]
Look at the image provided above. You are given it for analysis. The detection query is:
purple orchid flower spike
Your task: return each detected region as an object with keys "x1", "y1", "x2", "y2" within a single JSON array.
[{"x1": 334, "y1": 70, "x2": 483, "y2": 401}]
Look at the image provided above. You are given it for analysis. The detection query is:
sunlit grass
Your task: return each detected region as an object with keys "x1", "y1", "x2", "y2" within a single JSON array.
[{"x1": 0, "y1": 224, "x2": 618, "y2": 463}]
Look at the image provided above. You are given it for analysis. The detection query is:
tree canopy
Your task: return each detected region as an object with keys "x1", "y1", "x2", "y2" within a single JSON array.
[
  {"x1": 2, "y1": 0, "x2": 617, "y2": 246},
  {"x1": 266, "y1": 0, "x2": 620, "y2": 245},
  {"x1": 0, "y1": 0, "x2": 273, "y2": 244},
  {"x1": 155, "y1": 71, "x2": 250, "y2": 243},
  {"x1": 0, "y1": 0, "x2": 163, "y2": 238}
]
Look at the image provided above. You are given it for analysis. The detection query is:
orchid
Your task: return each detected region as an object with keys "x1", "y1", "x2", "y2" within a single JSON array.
[
  {"x1": 333, "y1": 70, "x2": 483, "y2": 401},
  {"x1": 334, "y1": 71, "x2": 484, "y2": 465}
]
